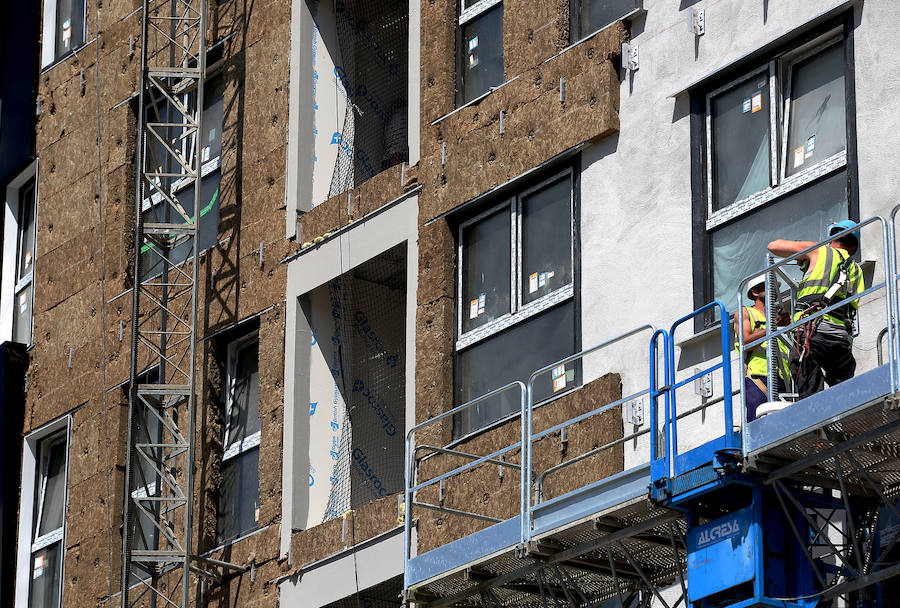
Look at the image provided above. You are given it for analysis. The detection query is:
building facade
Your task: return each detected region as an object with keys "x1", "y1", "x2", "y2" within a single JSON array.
[{"x1": 6, "y1": 0, "x2": 900, "y2": 607}]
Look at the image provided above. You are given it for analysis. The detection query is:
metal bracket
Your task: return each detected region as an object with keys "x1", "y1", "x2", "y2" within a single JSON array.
[
  {"x1": 694, "y1": 369, "x2": 713, "y2": 398},
  {"x1": 622, "y1": 43, "x2": 639, "y2": 72},
  {"x1": 624, "y1": 399, "x2": 644, "y2": 426},
  {"x1": 689, "y1": 8, "x2": 705, "y2": 36}
]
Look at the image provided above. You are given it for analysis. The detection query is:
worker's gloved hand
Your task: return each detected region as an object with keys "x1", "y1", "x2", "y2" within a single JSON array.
[{"x1": 775, "y1": 309, "x2": 791, "y2": 326}]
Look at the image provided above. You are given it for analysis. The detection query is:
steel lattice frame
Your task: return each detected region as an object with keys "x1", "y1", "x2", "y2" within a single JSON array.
[{"x1": 121, "y1": 1, "x2": 207, "y2": 606}]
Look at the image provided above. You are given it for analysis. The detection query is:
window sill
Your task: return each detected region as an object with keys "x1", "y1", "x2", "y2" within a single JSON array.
[
  {"x1": 706, "y1": 151, "x2": 846, "y2": 230},
  {"x1": 40, "y1": 38, "x2": 97, "y2": 74}
]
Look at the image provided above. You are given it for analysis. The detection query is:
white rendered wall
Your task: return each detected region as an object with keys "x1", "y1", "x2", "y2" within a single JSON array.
[{"x1": 579, "y1": 0, "x2": 900, "y2": 469}]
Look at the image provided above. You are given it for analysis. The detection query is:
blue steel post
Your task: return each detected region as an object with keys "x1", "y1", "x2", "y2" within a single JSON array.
[
  {"x1": 886, "y1": 208, "x2": 899, "y2": 391},
  {"x1": 718, "y1": 302, "x2": 736, "y2": 451},
  {"x1": 736, "y1": 287, "x2": 747, "y2": 450},
  {"x1": 649, "y1": 329, "x2": 670, "y2": 482}
]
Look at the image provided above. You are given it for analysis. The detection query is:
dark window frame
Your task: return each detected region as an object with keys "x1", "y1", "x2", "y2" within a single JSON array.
[
  {"x1": 568, "y1": 0, "x2": 643, "y2": 43},
  {"x1": 456, "y1": 0, "x2": 505, "y2": 107},
  {"x1": 27, "y1": 428, "x2": 68, "y2": 608},
  {"x1": 691, "y1": 14, "x2": 859, "y2": 326},
  {"x1": 50, "y1": 0, "x2": 87, "y2": 64},
  {"x1": 138, "y1": 69, "x2": 225, "y2": 281},
  {"x1": 452, "y1": 162, "x2": 582, "y2": 439},
  {"x1": 13, "y1": 174, "x2": 36, "y2": 346},
  {"x1": 216, "y1": 331, "x2": 261, "y2": 544}
]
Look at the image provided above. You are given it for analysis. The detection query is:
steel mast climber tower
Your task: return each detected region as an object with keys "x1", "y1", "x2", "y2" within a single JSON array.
[{"x1": 121, "y1": 0, "x2": 208, "y2": 605}]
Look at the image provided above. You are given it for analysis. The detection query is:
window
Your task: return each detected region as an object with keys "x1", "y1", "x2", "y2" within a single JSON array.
[
  {"x1": 458, "y1": 0, "x2": 504, "y2": 105},
  {"x1": 41, "y1": 0, "x2": 86, "y2": 66},
  {"x1": 701, "y1": 29, "x2": 851, "y2": 310},
  {"x1": 217, "y1": 334, "x2": 260, "y2": 543},
  {"x1": 455, "y1": 169, "x2": 578, "y2": 436},
  {"x1": 139, "y1": 73, "x2": 223, "y2": 281},
  {"x1": 570, "y1": 0, "x2": 641, "y2": 41},
  {"x1": 2, "y1": 163, "x2": 37, "y2": 346},
  {"x1": 15, "y1": 418, "x2": 69, "y2": 608}
]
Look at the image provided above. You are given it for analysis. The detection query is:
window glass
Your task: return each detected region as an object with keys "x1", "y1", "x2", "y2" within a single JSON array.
[
  {"x1": 28, "y1": 541, "x2": 61, "y2": 608},
  {"x1": 201, "y1": 75, "x2": 225, "y2": 163},
  {"x1": 55, "y1": 0, "x2": 84, "y2": 59},
  {"x1": 17, "y1": 179, "x2": 36, "y2": 282},
  {"x1": 521, "y1": 176, "x2": 572, "y2": 304},
  {"x1": 14, "y1": 283, "x2": 33, "y2": 345},
  {"x1": 711, "y1": 75, "x2": 771, "y2": 210},
  {"x1": 217, "y1": 447, "x2": 260, "y2": 542},
  {"x1": 577, "y1": 0, "x2": 638, "y2": 37},
  {"x1": 785, "y1": 43, "x2": 846, "y2": 176},
  {"x1": 35, "y1": 438, "x2": 67, "y2": 537},
  {"x1": 225, "y1": 340, "x2": 261, "y2": 449},
  {"x1": 455, "y1": 301, "x2": 576, "y2": 436},
  {"x1": 140, "y1": 170, "x2": 221, "y2": 280},
  {"x1": 461, "y1": 206, "x2": 511, "y2": 333},
  {"x1": 711, "y1": 170, "x2": 847, "y2": 310},
  {"x1": 461, "y1": 4, "x2": 504, "y2": 104}
]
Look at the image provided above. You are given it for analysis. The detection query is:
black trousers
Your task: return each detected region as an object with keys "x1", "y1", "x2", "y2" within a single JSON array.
[{"x1": 790, "y1": 323, "x2": 855, "y2": 399}]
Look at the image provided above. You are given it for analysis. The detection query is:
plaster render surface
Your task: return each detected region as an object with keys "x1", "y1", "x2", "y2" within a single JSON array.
[{"x1": 579, "y1": 0, "x2": 899, "y2": 468}]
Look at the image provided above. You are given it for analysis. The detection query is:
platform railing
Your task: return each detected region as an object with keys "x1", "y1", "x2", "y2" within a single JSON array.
[
  {"x1": 664, "y1": 301, "x2": 736, "y2": 480},
  {"x1": 403, "y1": 381, "x2": 526, "y2": 587},
  {"x1": 523, "y1": 324, "x2": 656, "y2": 542},
  {"x1": 887, "y1": 204, "x2": 900, "y2": 386},
  {"x1": 737, "y1": 216, "x2": 896, "y2": 435}
]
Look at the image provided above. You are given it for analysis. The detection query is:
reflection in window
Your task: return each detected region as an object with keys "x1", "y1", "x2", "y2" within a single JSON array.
[
  {"x1": 521, "y1": 176, "x2": 573, "y2": 305},
  {"x1": 140, "y1": 74, "x2": 224, "y2": 281},
  {"x1": 460, "y1": 3, "x2": 504, "y2": 104},
  {"x1": 218, "y1": 335, "x2": 261, "y2": 543},
  {"x1": 700, "y1": 33, "x2": 851, "y2": 312},
  {"x1": 711, "y1": 170, "x2": 848, "y2": 310},
  {"x1": 28, "y1": 432, "x2": 68, "y2": 608},
  {"x1": 573, "y1": 0, "x2": 639, "y2": 40},
  {"x1": 461, "y1": 206, "x2": 511, "y2": 333},
  {"x1": 710, "y1": 73, "x2": 771, "y2": 210},
  {"x1": 455, "y1": 169, "x2": 577, "y2": 436},
  {"x1": 785, "y1": 42, "x2": 846, "y2": 177},
  {"x1": 54, "y1": 0, "x2": 85, "y2": 60},
  {"x1": 14, "y1": 178, "x2": 36, "y2": 345}
]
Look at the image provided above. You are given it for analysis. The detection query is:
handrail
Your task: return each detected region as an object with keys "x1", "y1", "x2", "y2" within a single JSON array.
[
  {"x1": 650, "y1": 328, "x2": 671, "y2": 479},
  {"x1": 666, "y1": 301, "x2": 736, "y2": 472},
  {"x1": 524, "y1": 324, "x2": 656, "y2": 542},
  {"x1": 887, "y1": 204, "x2": 900, "y2": 386},
  {"x1": 736, "y1": 215, "x2": 895, "y2": 432},
  {"x1": 403, "y1": 381, "x2": 526, "y2": 588}
]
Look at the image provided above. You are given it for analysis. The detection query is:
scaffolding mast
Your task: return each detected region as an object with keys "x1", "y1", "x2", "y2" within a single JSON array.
[{"x1": 121, "y1": 0, "x2": 207, "y2": 605}]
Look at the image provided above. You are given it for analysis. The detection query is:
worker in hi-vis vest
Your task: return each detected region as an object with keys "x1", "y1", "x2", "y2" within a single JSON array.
[
  {"x1": 767, "y1": 220, "x2": 865, "y2": 399},
  {"x1": 733, "y1": 275, "x2": 791, "y2": 421}
]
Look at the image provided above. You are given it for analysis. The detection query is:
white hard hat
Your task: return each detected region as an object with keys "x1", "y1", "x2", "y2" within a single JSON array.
[{"x1": 746, "y1": 275, "x2": 766, "y2": 300}]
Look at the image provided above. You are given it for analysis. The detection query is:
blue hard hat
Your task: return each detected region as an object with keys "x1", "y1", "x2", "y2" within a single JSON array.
[{"x1": 827, "y1": 219, "x2": 860, "y2": 248}]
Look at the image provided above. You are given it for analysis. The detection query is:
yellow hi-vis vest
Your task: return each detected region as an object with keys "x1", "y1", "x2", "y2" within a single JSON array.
[
  {"x1": 796, "y1": 245, "x2": 865, "y2": 327},
  {"x1": 734, "y1": 305, "x2": 791, "y2": 381}
]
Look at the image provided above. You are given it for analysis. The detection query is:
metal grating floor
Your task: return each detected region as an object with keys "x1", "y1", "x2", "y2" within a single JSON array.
[
  {"x1": 411, "y1": 500, "x2": 685, "y2": 607},
  {"x1": 753, "y1": 398, "x2": 900, "y2": 490}
]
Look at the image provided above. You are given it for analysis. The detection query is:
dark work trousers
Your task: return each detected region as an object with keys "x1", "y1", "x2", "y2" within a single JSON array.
[
  {"x1": 790, "y1": 321, "x2": 856, "y2": 399},
  {"x1": 745, "y1": 375, "x2": 787, "y2": 422}
]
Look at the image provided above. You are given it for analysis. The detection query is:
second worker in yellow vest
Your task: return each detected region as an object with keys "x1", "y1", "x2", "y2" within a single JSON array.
[
  {"x1": 734, "y1": 275, "x2": 791, "y2": 421},
  {"x1": 768, "y1": 220, "x2": 865, "y2": 399}
]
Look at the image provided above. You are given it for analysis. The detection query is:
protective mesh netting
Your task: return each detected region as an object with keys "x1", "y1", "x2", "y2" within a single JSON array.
[
  {"x1": 323, "y1": 575, "x2": 404, "y2": 608},
  {"x1": 323, "y1": 243, "x2": 407, "y2": 521},
  {"x1": 328, "y1": 0, "x2": 409, "y2": 198}
]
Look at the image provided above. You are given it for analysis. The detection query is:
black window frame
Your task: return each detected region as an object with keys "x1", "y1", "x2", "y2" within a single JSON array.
[
  {"x1": 568, "y1": 0, "x2": 643, "y2": 43},
  {"x1": 138, "y1": 69, "x2": 225, "y2": 282},
  {"x1": 216, "y1": 331, "x2": 261, "y2": 544},
  {"x1": 453, "y1": 162, "x2": 582, "y2": 439},
  {"x1": 691, "y1": 15, "x2": 859, "y2": 326},
  {"x1": 456, "y1": 0, "x2": 505, "y2": 107}
]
